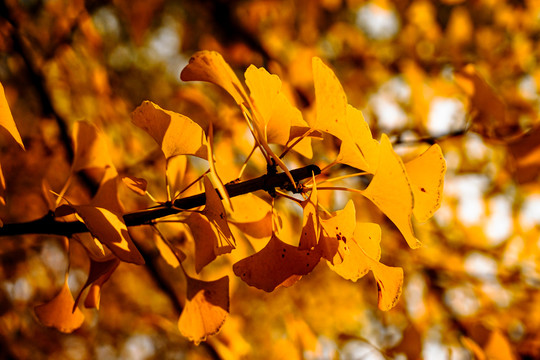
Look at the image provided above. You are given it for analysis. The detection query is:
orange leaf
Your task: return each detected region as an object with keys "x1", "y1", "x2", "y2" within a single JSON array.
[
  {"x1": 131, "y1": 101, "x2": 207, "y2": 160},
  {"x1": 311, "y1": 57, "x2": 348, "y2": 140},
  {"x1": 337, "y1": 105, "x2": 380, "y2": 173},
  {"x1": 299, "y1": 181, "x2": 319, "y2": 250},
  {"x1": 405, "y1": 144, "x2": 446, "y2": 222},
  {"x1": 202, "y1": 176, "x2": 236, "y2": 252},
  {"x1": 245, "y1": 65, "x2": 282, "y2": 133},
  {"x1": 361, "y1": 134, "x2": 419, "y2": 248},
  {"x1": 34, "y1": 276, "x2": 85, "y2": 333},
  {"x1": 178, "y1": 275, "x2": 229, "y2": 345},
  {"x1": 0, "y1": 81, "x2": 25, "y2": 150},
  {"x1": 72, "y1": 205, "x2": 144, "y2": 265},
  {"x1": 319, "y1": 200, "x2": 356, "y2": 264},
  {"x1": 484, "y1": 330, "x2": 516, "y2": 360},
  {"x1": 74, "y1": 258, "x2": 119, "y2": 310},
  {"x1": 233, "y1": 233, "x2": 322, "y2": 292},
  {"x1": 71, "y1": 121, "x2": 113, "y2": 172},
  {"x1": 180, "y1": 51, "x2": 248, "y2": 106},
  {"x1": 122, "y1": 176, "x2": 148, "y2": 196},
  {"x1": 0, "y1": 163, "x2": 5, "y2": 206}
]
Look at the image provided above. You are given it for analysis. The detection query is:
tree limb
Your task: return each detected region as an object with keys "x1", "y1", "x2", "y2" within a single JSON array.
[{"x1": 0, "y1": 164, "x2": 321, "y2": 237}]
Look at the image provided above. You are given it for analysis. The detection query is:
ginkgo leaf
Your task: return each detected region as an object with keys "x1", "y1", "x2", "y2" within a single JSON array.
[
  {"x1": 319, "y1": 200, "x2": 356, "y2": 264},
  {"x1": 180, "y1": 51, "x2": 248, "y2": 106},
  {"x1": 337, "y1": 104, "x2": 380, "y2": 173},
  {"x1": 299, "y1": 179, "x2": 319, "y2": 250},
  {"x1": 178, "y1": 275, "x2": 229, "y2": 345},
  {"x1": 405, "y1": 144, "x2": 446, "y2": 222},
  {"x1": 72, "y1": 205, "x2": 144, "y2": 265},
  {"x1": 71, "y1": 121, "x2": 114, "y2": 172},
  {"x1": 131, "y1": 101, "x2": 207, "y2": 160},
  {"x1": 72, "y1": 232, "x2": 115, "y2": 261},
  {"x1": 245, "y1": 65, "x2": 282, "y2": 132},
  {"x1": 328, "y1": 223, "x2": 381, "y2": 281},
  {"x1": 122, "y1": 175, "x2": 148, "y2": 196},
  {"x1": 361, "y1": 134, "x2": 419, "y2": 248},
  {"x1": 233, "y1": 233, "x2": 322, "y2": 292},
  {"x1": 311, "y1": 57, "x2": 348, "y2": 141},
  {"x1": 370, "y1": 259, "x2": 404, "y2": 311},
  {"x1": 74, "y1": 258, "x2": 119, "y2": 310},
  {"x1": 34, "y1": 276, "x2": 85, "y2": 333},
  {"x1": 83, "y1": 259, "x2": 119, "y2": 310},
  {"x1": 0, "y1": 81, "x2": 25, "y2": 150},
  {"x1": 202, "y1": 175, "x2": 236, "y2": 251}
]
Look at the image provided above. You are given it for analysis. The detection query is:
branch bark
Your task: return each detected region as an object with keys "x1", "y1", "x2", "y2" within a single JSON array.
[{"x1": 0, "y1": 164, "x2": 321, "y2": 237}]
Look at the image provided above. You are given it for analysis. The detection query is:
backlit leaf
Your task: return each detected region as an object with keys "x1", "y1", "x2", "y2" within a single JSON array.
[
  {"x1": 74, "y1": 258, "x2": 119, "y2": 310},
  {"x1": 202, "y1": 176, "x2": 235, "y2": 253},
  {"x1": 0, "y1": 81, "x2": 25, "y2": 150},
  {"x1": 233, "y1": 233, "x2": 322, "y2": 292},
  {"x1": 299, "y1": 180, "x2": 319, "y2": 250},
  {"x1": 328, "y1": 223, "x2": 381, "y2": 281},
  {"x1": 370, "y1": 260, "x2": 404, "y2": 311},
  {"x1": 405, "y1": 144, "x2": 446, "y2": 222},
  {"x1": 319, "y1": 200, "x2": 356, "y2": 264},
  {"x1": 245, "y1": 65, "x2": 281, "y2": 132},
  {"x1": 337, "y1": 105, "x2": 380, "y2": 173},
  {"x1": 361, "y1": 134, "x2": 419, "y2": 248},
  {"x1": 122, "y1": 175, "x2": 148, "y2": 196},
  {"x1": 178, "y1": 275, "x2": 229, "y2": 345},
  {"x1": 131, "y1": 101, "x2": 207, "y2": 160},
  {"x1": 72, "y1": 205, "x2": 144, "y2": 265},
  {"x1": 72, "y1": 121, "x2": 114, "y2": 172},
  {"x1": 34, "y1": 276, "x2": 85, "y2": 333},
  {"x1": 311, "y1": 57, "x2": 348, "y2": 140},
  {"x1": 180, "y1": 51, "x2": 248, "y2": 106}
]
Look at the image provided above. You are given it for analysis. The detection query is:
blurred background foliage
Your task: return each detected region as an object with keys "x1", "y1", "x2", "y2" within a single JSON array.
[{"x1": 2, "y1": 0, "x2": 540, "y2": 358}]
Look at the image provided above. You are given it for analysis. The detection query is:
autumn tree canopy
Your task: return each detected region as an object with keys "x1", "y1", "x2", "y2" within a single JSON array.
[{"x1": 1, "y1": 0, "x2": 539, "y2": 359}]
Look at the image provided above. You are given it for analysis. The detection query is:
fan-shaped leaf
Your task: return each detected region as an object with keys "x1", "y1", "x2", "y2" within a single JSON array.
[
  {"x1": 131, "y1": 101, "x2": 207, "y2": 160},
  {"x1": 233, "y1": 234, "x2": 322, "y2": 292},
  {"x1": 72, "y1": 121, "x2": 114, "y2": 172},
  {"x1": 405, "y1": 144, "x2": 446, "y2": 222},
  {"x1": 178, "y1": 275, "x2": 229, "y2": 345},
  {"x1": 34, "y1": 276, "x2": 85, "y2": 333},
  {"x1": 319, "y1": 200, "x2": 356, "y2": 264},
  {"x1": 361, "y1": 134, "x2": 419, "y2": 248}
]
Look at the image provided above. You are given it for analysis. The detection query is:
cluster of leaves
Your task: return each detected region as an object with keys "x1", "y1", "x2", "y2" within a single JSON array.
[
  {"x1": 4, "y1": 0, "x2": 540, "y2": 358},
  {"x1": 1, "y1": 50, "x2": 445, "y2": 344}
]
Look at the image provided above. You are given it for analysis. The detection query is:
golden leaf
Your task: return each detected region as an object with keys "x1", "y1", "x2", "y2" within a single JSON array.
[
  {"x1": 71, "y1": 121, "x2": 114, "y2": 172},
  {"x1": 74, "y1": 258, "x2": 119, "y2": 310},
  {"x1": 178, "y1": 275, "x2": 229, "y2": 345},
  {"x1": 361, "y1": 134, "x2": 419, "y2": 248},
  {"x1": 0, "y1": 81, "x2": 25, "y2": 150},
  {"x1": 311, "y1": 57, "x2": 348, "y2": 140},
  {"x1": 405, "y1": 144, "x2": 446, "y2": 222},
  {"x1": 131, "y1": 101, "x2": 207, "y2": 160},
  {"x1": 370, "y1": 260, "x2": 404, "y2": 311},
  {"x1": 34, "y1": 276, "x2": 85, "y2": 333},
  {"x1": 121, "y1": 176, "x2": 148, "y2": 196},
  {"x1": 319, "y1": 200, "x2": 356, "y2": 264},
  {"x1": 299, "y1": 180, "x2": 319, "y2": 250},
  {"x1": 180, "y1": 51, "x2": 248, "y2": 106}
]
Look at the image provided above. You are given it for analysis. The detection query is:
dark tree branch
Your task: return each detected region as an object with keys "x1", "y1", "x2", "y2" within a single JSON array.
[{"x1": 0, "y1": 165, "x2": 321, "y2": 238}]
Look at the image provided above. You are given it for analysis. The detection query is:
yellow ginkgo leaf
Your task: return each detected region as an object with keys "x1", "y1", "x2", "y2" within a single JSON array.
[
  {"x1": 337, "y1": 105, "x2": 380, "y2": 173},
  {"x1": 233, "y1": 233, "x2": 322, "y2": 292},
  {"x1": 72, "y1": 232, "x2": 114, "y2": 262},
  {"x1": 72, "y1": 121, "x2": 114, "y2": 172},
  {"x1": 185, "y1": 212, "x2": 220, "y2": 273},
  {"x1": 72, "y1": 205, "x2": 144, "y2": 265},
  {"x1": 0, "y1": 81, "x2": 25, "y2": 150},
  {"x1": 180, "y1": 51, "x2": 248, "y2": 106},
  {"x1": 405, "y1": 144, "x2": 446, "y2": 222},
  {"x1": 311, "y1": 57, "x2": 348, "y2": 141},
  {"x1": 299, "y1": 180, "x2": 319, "y2": 250},
  {"x1": 319, "y1": 199, "x2": 356, "y2": 264},
  {"x1": 370, "y1": 259, "x2": 404, "y2": 311},
  {"x1": 34, "y1": 276, "x2": 85, "y2": 333},
  {"x1": 361, "y1": 134, "x2": 419, "y2": 248},
  {"x1": 178, "y1": 275, "x2": 229, "y2": 345},
  {"x1": 328, "y1": 223, "x2": 381, "y2": 281},
  {"x1": 131, "y1": 101, "x2": 207, "y2": 160},
  {"x1": 245, "y1": 65, "x2": 282, "y2": 132},
  {"x1": 121, "y1": 176, "x2": 148, "y2": 196}
]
